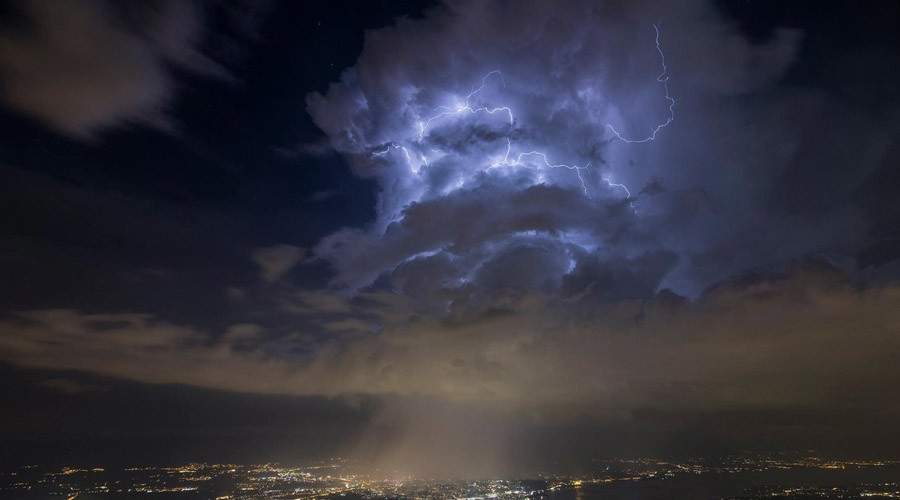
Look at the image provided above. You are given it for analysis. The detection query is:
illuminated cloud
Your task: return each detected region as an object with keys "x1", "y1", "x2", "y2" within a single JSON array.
[{"x1": 304, "y1": 0, "x2": 819, "y2": 299}]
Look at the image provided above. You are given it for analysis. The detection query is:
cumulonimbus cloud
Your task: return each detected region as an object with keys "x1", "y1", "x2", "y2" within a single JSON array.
[{"x1": 303, "y1": 0, "x2": 819, "y2": 300}]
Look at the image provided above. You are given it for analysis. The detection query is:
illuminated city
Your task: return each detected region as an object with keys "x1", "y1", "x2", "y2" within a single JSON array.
[{"x1": 2, "y1": 454, "x2": 899, "y2": 500}]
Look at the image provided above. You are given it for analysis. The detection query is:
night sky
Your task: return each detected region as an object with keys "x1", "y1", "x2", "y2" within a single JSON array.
[{"x1": 1, "y1": 0, "x2": 899, "y2": 475}]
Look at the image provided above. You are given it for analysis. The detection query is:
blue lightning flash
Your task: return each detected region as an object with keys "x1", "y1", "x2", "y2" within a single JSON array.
[{"x1": 372, "y1": 24, "x2": 674, "y2": 205}]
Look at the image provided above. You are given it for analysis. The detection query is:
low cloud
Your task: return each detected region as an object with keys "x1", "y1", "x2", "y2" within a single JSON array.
[
  {"x1": 2, "y1": 263, "x2": 899, "y2": 469},
  {"x1": 251, "y1": 244, "x2": 305, "y2": 283},
  {"x1": 2, "y1": 266, "x2": 898, "y2": 418}
]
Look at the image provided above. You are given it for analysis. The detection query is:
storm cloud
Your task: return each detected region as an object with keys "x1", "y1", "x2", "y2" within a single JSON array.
[{"x1": 304, "y1": 0, "x2": 894, "y2": 302}]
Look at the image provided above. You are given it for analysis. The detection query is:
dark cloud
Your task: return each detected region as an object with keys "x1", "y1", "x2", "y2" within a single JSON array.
[
  {"x1": 0, "y1": 0, "x2": 267, "y2": 138},
  {"x1": 36, "y1": 378, "x2": 105, "y2": 395},
  {"x1": 2, "y1": 264, "x2": 899, "y2": 417},
  {"x1": 251, "y1": 244, "x2": 305, "y2": 282}
]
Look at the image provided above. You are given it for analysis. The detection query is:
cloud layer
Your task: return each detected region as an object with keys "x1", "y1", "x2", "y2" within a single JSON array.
[{"x1": 3, "y1": 265, "x2": 899, "y2": 415}]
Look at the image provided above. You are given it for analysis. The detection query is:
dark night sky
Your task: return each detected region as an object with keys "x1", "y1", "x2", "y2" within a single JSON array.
[{"x1": 1, "y1": 0, "x2": 899, "y2": 475}]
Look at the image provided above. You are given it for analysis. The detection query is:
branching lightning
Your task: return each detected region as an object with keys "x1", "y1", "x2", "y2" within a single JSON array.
[
  {"x1": 373, "y1": 143, "x2": 423, "y2": 173},
  {"x1": 491, "y1": 138, "x2": 592, "y2": 197},
  {"x1": 418, "y1": 70, "x2": 513, "y2": 140},
  {"x1": 371, "y1": 24, "x2": 674, "y2": 207}
]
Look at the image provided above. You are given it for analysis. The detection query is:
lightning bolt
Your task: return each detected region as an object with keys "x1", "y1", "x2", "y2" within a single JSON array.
[
  {"x1": 373, "y1": 143, "x2": 426, "y2": 173},
  {"x1": 605, "y1": 23, "x2": 675, "y2": 143},
  {"x1": 489, "y1": 138, "x2": 591, "y2": 197},
  {"x1": 418, "y1": 70, "x2": 513, "y2": 140},
  {"x1": 372, "y1": 24, "x2": 673, "y2": 208}
]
